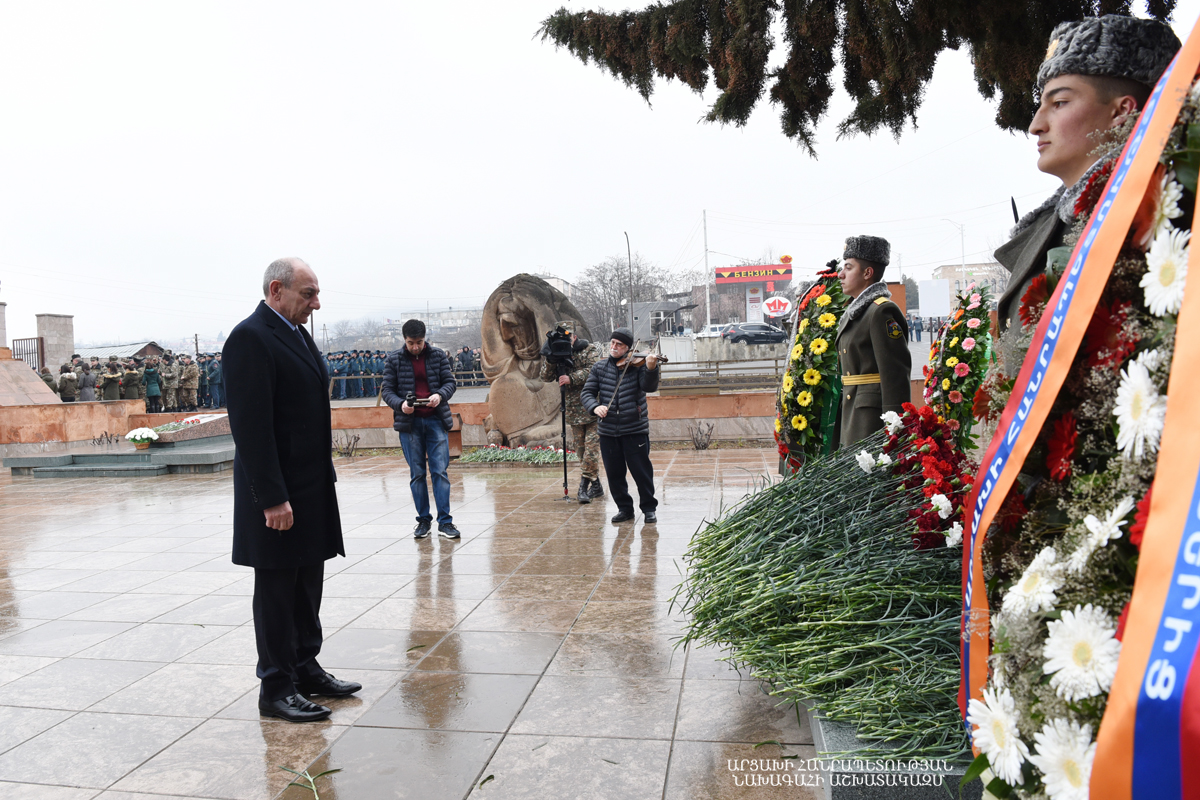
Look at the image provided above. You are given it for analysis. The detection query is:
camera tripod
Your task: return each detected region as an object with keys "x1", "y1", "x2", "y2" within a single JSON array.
[{"x1": 555, "y1": 382, "x2": 571, "y2": 500}]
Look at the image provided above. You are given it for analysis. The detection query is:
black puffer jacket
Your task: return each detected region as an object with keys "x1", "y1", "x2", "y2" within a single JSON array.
[
  {"x1": 381, "y1": 345, "x2": 456, "y2": 432},
  {"x1": 580, "y1": 357, "x2": 660, "y2": 436}
]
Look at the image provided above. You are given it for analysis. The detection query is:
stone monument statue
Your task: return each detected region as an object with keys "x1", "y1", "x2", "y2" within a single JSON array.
[{"x1": 481, "y1": 274, "x2": 593, "y2": 446}]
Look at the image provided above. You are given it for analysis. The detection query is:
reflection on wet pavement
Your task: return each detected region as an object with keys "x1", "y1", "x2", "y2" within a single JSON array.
[{"x1": 0, "y1": 448, "x2": 818, "y2": 799}]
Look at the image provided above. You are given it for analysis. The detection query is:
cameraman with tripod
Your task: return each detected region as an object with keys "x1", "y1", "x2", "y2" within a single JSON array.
[{"x1": 539, "y1": 321, "x2": 605, "y2": 504}]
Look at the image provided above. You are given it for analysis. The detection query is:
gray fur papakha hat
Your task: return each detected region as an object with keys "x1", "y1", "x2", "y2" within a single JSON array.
[
  {"x1": 843, "y1": 235, "x2": 890, "y2": 266},
  {"x1": 1037, "y1": 15, "x2": 1181, "y2": 91}
]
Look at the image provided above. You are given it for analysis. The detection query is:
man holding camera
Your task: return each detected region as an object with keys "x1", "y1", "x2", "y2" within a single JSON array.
[
  {"x1": 538, "y1": 321, "x2": 605, "y2": 504},
  {"x1": 581, "y1": 327, "x2": 660, "y2": 524},
  {"x1": 381, "y1": 319, "x2": 459, "y2": 540}
]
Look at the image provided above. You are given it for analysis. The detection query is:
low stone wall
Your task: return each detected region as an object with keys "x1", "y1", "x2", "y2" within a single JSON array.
[
  {"x1": 693, "y1": 339, "x2": 788, "y2": 362},
  {"x1": 0, "y1": 399, "x2": 144, "y2": 449}
]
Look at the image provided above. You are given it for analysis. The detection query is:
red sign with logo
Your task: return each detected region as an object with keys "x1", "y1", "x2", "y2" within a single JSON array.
[
  {"x1": 763, "y1": 296, "x2": 793, "y2": 317},
  {"x1": 715, "y1": 265, "x2": 793, "y2": 285}
]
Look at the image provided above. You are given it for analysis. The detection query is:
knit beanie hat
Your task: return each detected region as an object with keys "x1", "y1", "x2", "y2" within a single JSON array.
[
  {"x1": 1037, "y1": 15, "x2": 1181, "y2": 92},
  {"x1": 610, "y1": 327, "x2": 634, "y2": 347}
]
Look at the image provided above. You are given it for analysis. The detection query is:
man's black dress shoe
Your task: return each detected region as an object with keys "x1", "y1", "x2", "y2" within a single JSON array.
[
  {"x1": 644, "y1": 512, "x2": 657, "y2": 524},
  {"x1": 259, "y1": 694, "x2": 331, "y2": 723},
  {"x1": 611, "y1": 510, "x2": 635, "y2": 524},
  {"x1": 297, "y1": 671, "x2": 363, "y2": 698}
]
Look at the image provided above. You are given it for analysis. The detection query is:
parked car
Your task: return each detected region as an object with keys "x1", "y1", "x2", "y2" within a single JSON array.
[
  {"x1": 721, "y1": 322, "x2": 788, "y2": 344},
  {"x1": 694, "y1": 324, "x2": 729, "y2": 339}
]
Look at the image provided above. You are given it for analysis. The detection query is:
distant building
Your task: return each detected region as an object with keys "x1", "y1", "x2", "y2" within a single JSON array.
[
  {"x1": 534, "y1": 273, "x2": 574, "y2": 300},
  {"x1": 932, "y1": 262, "x2": 1009, "y2": 297},
  {"x1": 384, "y1": 307, "x2": 484, "y2": 345}
]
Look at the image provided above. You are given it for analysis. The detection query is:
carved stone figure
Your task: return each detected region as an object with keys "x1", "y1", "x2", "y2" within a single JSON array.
[{"x1": 481, "y1": 274, "x2": 593, "y2": 446}]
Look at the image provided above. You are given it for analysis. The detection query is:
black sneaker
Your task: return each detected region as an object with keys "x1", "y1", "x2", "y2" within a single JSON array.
[
  {"x1": 438, "y1": 523, "x2": 461, "y2": 539},
  {"x1": 414, "y1": 520, "x2": 432, "y2": 539}
]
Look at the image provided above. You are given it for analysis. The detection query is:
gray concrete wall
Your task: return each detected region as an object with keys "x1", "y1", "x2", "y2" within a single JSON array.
[
  {"x1": 694, "y1": 338, "x2": 788, "y2": 362},
  {"x1": 36, "y1": 314, "x2": 74, "y2": 370},
  {"x1": 0, "y1": 302, "x2": 6, "y2": 348}
]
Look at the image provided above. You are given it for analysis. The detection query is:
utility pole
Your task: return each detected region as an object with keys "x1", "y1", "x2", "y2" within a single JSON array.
[
  {"x1": 194, "y1": 334, "x2": 199, "y2": 357},
  {"x1": 624, "y1": 232, "x2": 634, "y2": 332},
  {"x1": 942, "y1": 219, "x2": 966, "y2": 273},
  {"x1": 703, "y1": 210, "x2": 711, "y2": 327}
]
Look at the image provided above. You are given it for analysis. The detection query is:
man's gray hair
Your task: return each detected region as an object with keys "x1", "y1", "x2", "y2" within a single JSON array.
[{"x1": 263, "y1": 258, "x2": 300, "y2": 297}]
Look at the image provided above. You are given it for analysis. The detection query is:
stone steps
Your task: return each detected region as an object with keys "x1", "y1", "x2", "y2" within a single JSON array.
[{"x1": 31, "y1": 463, "x2": 170, "y2": 478}]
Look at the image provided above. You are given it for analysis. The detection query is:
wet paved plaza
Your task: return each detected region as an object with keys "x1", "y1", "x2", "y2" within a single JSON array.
[{"x1": 0, "y1": 449, "x2": 819, "y2": 800}]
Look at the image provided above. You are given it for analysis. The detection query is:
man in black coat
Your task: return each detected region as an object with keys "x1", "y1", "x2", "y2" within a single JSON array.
[
  {"x1": 380, "y1": 319, "x2": 459, "y2": 540},
  {"x1": 581, "y1": 327, "x2": 661, "y2": 525},
  {"x1": 224, "y1": 257, "x2": 359, "y2": 724}
]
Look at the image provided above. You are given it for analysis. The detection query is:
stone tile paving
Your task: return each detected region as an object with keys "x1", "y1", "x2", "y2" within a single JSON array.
[{"x1": 0, "y1": 449, "x2": 819, "y2": 800}]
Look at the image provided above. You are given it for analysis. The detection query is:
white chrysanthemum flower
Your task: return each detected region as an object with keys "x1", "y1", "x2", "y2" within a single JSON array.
[
  {"x1": 1142, "y1": 226, "x2": 1189, "y2": 316},
  {"x1": 1083, "y1": 496, "x2": 1135, "y2": 551},
  {"x1": 855, "y1": 450, "x2": 875, "y2": 473},
  {"x1": 967, "y1": 686, "x2": 1029, "y2": 786},
  {"x1": 1043, "y1": 604, "x2": 1122, "y2": 702},
  {"x1": 1113, "y1": 356, "x2": 1167, "y2": 461},
  {"x1": 1029, "y1": 718, "x2": 1096, "y2": 800},
  {"x1": 931, "y1": 493, "x2": 953, "y2": 519},
  {"x1": 875, "y1": 452, "x2": 893, "y2": 469},
  {"x1": 1151, "y1": 170, "x2": 1185, "y2": 239},
  {"x1": 1135, "y1": 347, "x2": 1164, "y2": 372},
  {"x1": 1003, "y1": 546, "x2": 1063, "y2": 615},
  {"x1": 880, "y1": 410, "x2": 903, "y2": 435},
  {"x1": 946, "y1": 521, "x2": 963, "y2": 548}
]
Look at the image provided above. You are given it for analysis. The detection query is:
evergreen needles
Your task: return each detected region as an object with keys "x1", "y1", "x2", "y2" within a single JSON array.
[{"x1": 675, "y1": 432, "x2": 970, "y2": 759}]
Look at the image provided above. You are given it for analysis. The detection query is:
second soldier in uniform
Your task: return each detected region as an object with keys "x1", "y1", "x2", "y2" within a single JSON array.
[{"x1": 538, "y1": 321, "x2": 605, "y2": 503}]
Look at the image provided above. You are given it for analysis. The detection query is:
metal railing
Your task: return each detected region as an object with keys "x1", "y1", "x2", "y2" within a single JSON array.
[
  {"x1": 12, "y1": 337, "x2": 45, "y2": 372},
  {"x1": 658, "y1": 358, "x2": 785, "y2": 392}
]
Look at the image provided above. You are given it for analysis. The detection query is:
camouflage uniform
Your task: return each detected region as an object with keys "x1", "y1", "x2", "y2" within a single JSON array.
[
  {"x1": 179, "y1": 359, "x2": 200, "y2": 410},
  {"x1": 161, "y1": 361, "x2": 179, "y2": 411},
  {"x1": 538, "y1": 328, "x2": 604, "y2": 488}
]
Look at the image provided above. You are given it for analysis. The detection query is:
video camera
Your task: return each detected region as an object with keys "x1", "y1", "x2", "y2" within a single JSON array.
[{"x1": 542, "y1": 324, "x2": 587, "y2": 378}]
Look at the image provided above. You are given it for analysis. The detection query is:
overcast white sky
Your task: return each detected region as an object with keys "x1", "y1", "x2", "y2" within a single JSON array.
[{"x1": 2, "y1": 1, "x2": 1198, "y2": 346}]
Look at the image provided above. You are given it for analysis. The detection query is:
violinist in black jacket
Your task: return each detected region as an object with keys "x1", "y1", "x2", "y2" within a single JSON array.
[{"x1": 581, "y1": 327, "x2": 660, "y2": 525}]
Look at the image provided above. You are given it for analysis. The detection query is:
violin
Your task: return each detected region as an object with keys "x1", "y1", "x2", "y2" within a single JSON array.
[{"x1": 616, "y1": 351, "x2": 669, "y2": 367}]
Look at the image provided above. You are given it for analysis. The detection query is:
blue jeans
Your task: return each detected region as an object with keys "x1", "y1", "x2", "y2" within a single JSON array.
[{"x1": 400, "y1": 416, "x2": 452, "y2": 526}]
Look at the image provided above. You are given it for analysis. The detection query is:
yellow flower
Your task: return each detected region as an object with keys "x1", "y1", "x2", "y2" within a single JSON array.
[
  {"x1": 818, "y1": 313, "x2": 837, "y2": 328},
  {"x1": 797, "y1": 390, "x2": 813, "y2": 407},
  {"x1": 949, "y1": 337, "x2": 959, "y2": 348},
  {"x1": 803, "y1": 369, "x2": 821, "y2": 386},
  {"x1": 775, "y1": 418, "x2": 782, "y2": 433},
  {"x1": 816, "y1": 294, "x2": 832, "y2": 307},
  {"x1": 945, "y1": 357, "x2": 959, "y2": 367},
  {"x1": 791, "y1": 414, "x2": 808, "y2": 431},
  {"x1": 790, "y1": 344, "x2": 804, "y2": 361},
  {"x1": 782, "y1": 374, "x2": 795, "y2": 393},
  {"x1": 942, "y1": 378, "x2": 951, "y2": 391},
  {"x1": 810, "y1": 338, "x2": 829, "y2": 355},
  {"x1": 799, "y1": 318, "x2": 810, "y2": 333}
]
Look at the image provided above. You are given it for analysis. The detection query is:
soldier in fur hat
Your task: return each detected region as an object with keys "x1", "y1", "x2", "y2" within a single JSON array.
[
  {"x1": 835, "y1": 236, "x2": 912, "y2": 447},
  {"x1": 996, "y1": 15, "x2": 1180, "y2": 331}
]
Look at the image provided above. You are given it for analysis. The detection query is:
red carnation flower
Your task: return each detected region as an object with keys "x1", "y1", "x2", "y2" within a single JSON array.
[
  {"x1": 1083, "y1": 301, "x2": 1137, "y2": 372},
  {"x1": 1129, "y1": 486, "x2": 1153, "y2": 550},
  {"x1": 1046, "y1": 412, "x2": 1077, "y2": 482},
  {"x1": 777, "y1": 441, "x2": 789, "y2": 458}
]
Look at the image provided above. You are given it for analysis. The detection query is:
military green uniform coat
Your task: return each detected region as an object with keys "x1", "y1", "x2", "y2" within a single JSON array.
[
  {"x1": 100, "y1": 371, "x2": 123, "y2": 401},
  {"x1": 537, "y1": 341, "x2": 605, "y2": 426},
  {"x1": 994, "y1": 205, "x2": 1064, "y2": 333},
  {"x1": 835, "y1": 289, "x2": 912, "y2": 447}
]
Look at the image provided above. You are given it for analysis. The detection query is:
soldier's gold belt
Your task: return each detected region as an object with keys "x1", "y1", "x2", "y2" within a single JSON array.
[{"x1": 842, "y1": 373, "x2": 881, "y2": 385}]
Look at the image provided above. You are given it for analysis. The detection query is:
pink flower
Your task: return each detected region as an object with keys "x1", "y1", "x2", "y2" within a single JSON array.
[
  {"x1": 967, "y1": 282, "x2": 976, "y2": 290},
  {"x1": 967, "y1": 302, "x2": 980, "y2": 310},
  {"x1": 946, "y1": 419, "x2": 961, "y2": 430},
  {"x1": 970, "y1": 293, "x2": 981, "y2": 304},
  {"x1": 961, "y1": 337, "x2": 976, "y2": 351},
  {"x1": 966, "y1": 318, "x2": 982, "y2": 329},
  {"x1": 949, "y1": 390, "x2": 964, "y2": 403},
  {"x1": 954, "y1": 362, "x2": 970, "y2": 377}
]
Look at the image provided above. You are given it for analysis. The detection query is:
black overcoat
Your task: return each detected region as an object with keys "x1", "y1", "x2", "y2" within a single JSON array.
[{"x1": 224, "y1": 301, "x2": 344, "y2": 569}]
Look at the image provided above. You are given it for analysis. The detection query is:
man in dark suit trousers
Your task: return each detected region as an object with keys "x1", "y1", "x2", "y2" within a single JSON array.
[{"x1": 224, "y1": 257, "x2": 361, "y2": 723}]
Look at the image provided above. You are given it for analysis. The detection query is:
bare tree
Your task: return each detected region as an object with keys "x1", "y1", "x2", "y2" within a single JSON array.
[
  {"x1": 572, "y1": 253, "x2": 664, "y2": 336},
  {"x1": 330, "y1": 319, "x2": 355, "y2": 350}
]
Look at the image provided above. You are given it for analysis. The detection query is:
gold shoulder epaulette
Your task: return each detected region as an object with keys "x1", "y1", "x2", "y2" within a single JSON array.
[{"x1": 874, "y1": 297, "x2": 889, "y2": 305}]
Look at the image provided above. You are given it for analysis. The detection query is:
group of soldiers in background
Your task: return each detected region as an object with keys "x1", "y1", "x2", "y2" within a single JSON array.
[
  {"x1": 36, "y1": 351, "x2": 221, "y2": 413},
  {"x1": 322, "y1": 345, "x2": 484, "y2": 399}
]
